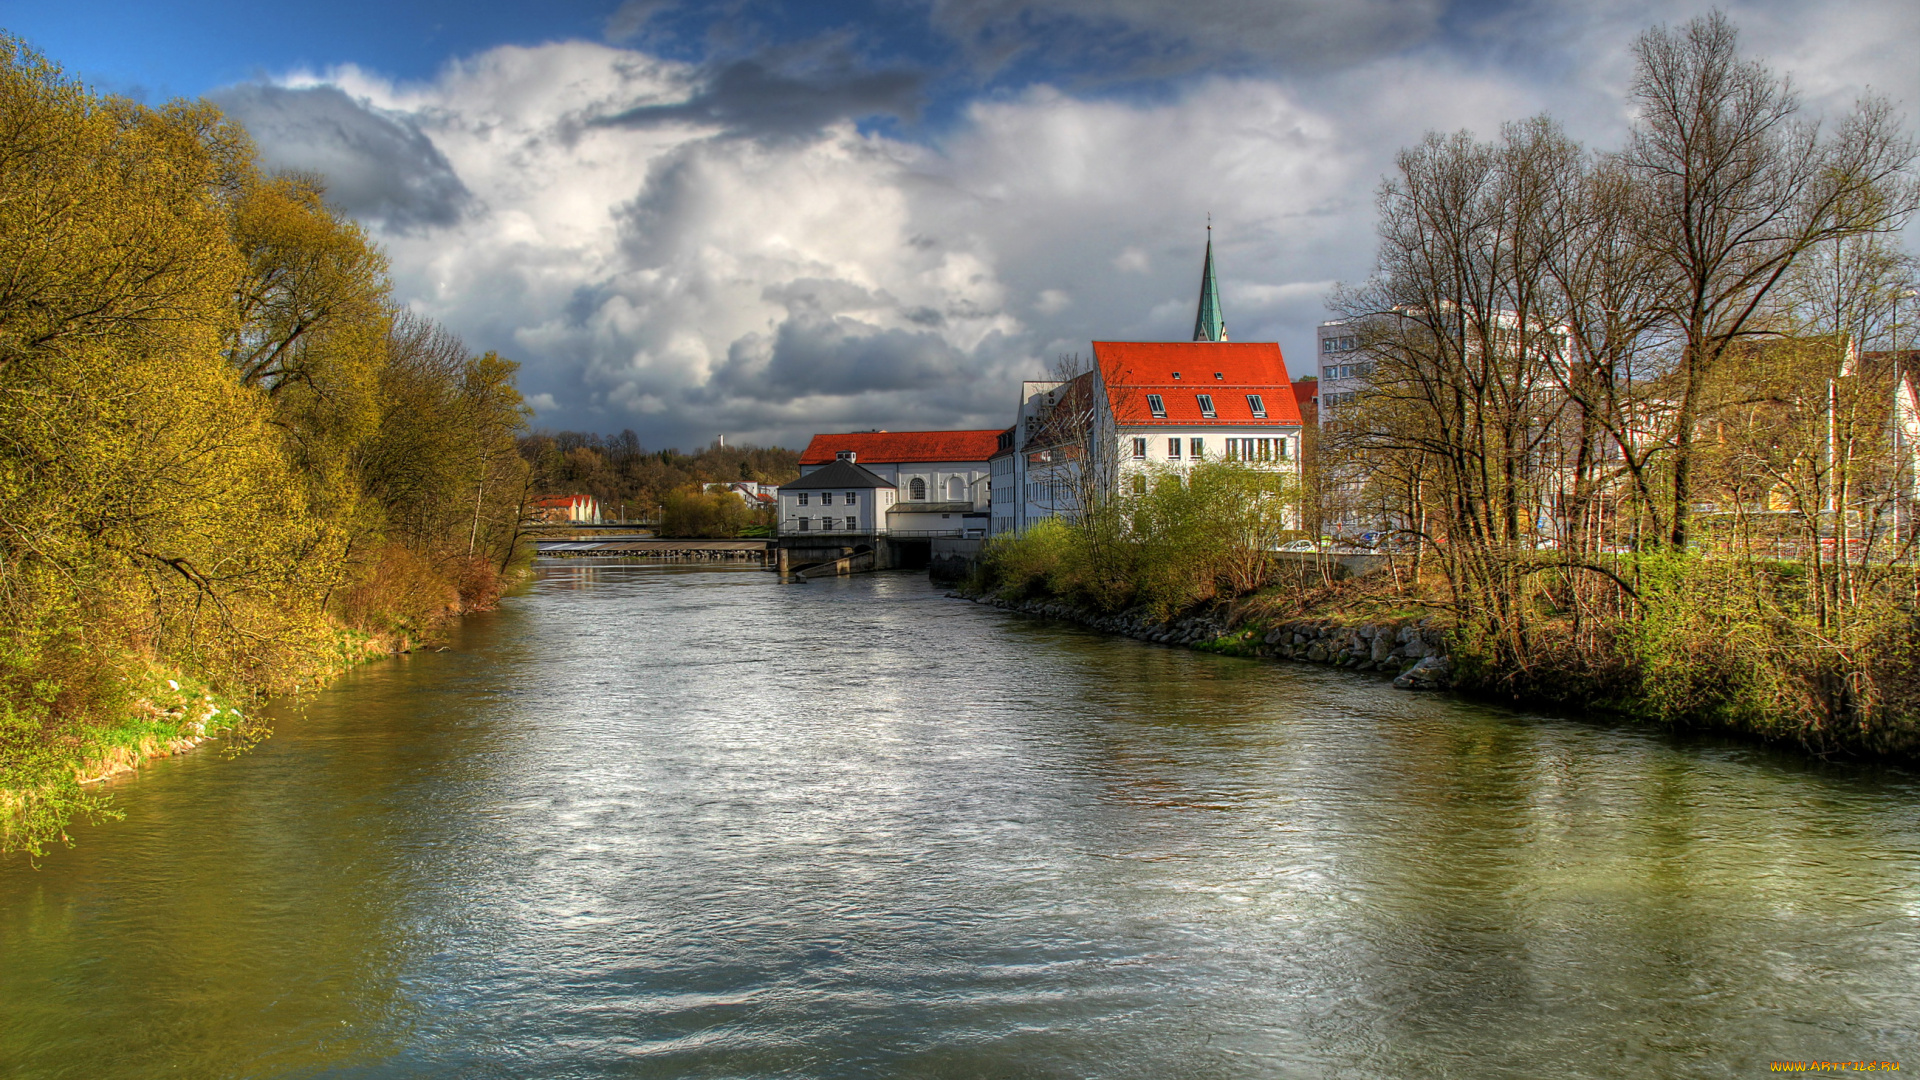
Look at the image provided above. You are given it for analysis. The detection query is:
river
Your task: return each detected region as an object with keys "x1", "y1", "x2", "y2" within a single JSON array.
[{"x1": 3, "y1": 565, "x2": 1918, "y2": 1078}]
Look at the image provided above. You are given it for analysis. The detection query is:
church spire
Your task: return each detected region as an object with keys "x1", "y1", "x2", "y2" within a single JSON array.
[{"x1": 1192, "y1": 223, "x2": 1226, "y2": 342}]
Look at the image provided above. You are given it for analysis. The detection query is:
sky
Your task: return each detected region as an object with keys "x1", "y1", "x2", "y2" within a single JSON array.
[{"x1": 8, "y1": 0, "x2": 1917, "y2": 449}]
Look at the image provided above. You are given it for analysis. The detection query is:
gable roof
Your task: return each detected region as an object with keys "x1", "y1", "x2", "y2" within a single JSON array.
[
  {"x1": 798, "y1": 429, "x2": 1003, "y2": 465},
  {"x1": 1093, "y1": 341, "x2": 1304, "y2": 427},
  {"x1": 1292, "y1": 378, "x2": 1318, "y2": 408},
  {"x1": 779, "y1": 458, "x2": 896, "y2": 490}
]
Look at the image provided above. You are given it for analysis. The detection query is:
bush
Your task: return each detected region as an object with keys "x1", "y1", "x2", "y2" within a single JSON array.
[{"x1": 660, "y1": 489, "x2": 751, "y2": 537}]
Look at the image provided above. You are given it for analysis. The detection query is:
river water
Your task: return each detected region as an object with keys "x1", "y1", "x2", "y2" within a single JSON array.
[{"x1": 3, "y1": 565, "x2": 1918, "y2": 1078}]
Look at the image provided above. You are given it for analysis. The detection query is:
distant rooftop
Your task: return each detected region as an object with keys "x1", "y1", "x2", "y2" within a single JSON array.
[{"x1": 799, "y1": 429, "x2": 1004, "y2": 466}]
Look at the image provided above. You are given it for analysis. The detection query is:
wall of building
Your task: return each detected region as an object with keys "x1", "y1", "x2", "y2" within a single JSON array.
[
  {"x1": 778, "y1": 486, "x2": 895, "y2": 534},
  {"x1": 798, "y1": 459, "x2": 992, "y2": 510},
  {"x1": 1316, "y1": 320, "x2": 1367, "y2": 425}
]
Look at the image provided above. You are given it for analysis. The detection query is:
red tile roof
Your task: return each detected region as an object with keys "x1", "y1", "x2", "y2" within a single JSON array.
[
  {"x1": 798, "y1": 429, "x2": 1004, "y2": 465},
  {"x1": 1293, "y1": 378, "x2": 1318, "y2": 408},
  {"x1": 1094, "y1": 341, "x2": 1304, "y2": 427}
]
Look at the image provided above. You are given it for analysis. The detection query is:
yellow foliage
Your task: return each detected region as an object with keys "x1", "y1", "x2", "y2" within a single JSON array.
[{"x1": 0, "y1": 37, "x2": 531, "y2": 853}]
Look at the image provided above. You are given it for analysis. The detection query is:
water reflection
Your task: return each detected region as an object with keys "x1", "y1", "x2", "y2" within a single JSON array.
[{"x1": 3, "y1": 565, "x2": 1918, "y2": 1078}]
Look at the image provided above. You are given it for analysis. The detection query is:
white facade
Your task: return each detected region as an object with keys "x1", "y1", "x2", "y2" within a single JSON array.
[
  {"x1": 798, "y1": 457, "x2": 991, "y2": 511},
  {"x1": 1315, "y1": 320, "x2": 1368, "y2": 425},
  {"x1": 779, "y1": 482, "x2": 897, "y2": 535},
  {"x1": 989, "y1": 447, "x2": 1017, "y2": 535},
  {"x1": 998, "y1": 366, "x2": 1304, "y2": 535}
]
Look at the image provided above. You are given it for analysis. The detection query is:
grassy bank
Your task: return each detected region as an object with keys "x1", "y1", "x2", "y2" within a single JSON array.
[
  {"x1": 968, "y1": 521, "x2": 1920, "y2": 762},
  {"x1": 0, "y1": 586, "x2": 529, "y2": 858}
]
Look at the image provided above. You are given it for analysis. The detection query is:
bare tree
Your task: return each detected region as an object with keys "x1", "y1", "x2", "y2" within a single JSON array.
[{"x1": 1622, "y1": 11, "x2": 1918, "y2": 548}]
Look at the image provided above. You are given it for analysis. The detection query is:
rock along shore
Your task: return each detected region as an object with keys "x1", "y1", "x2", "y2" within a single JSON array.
[{"x1": 968, "y1": 594, "x2": 1454, "y2": 690}]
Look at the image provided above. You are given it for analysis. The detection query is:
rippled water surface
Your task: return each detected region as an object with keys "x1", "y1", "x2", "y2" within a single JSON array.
[{"x1": 4, "y1": 565, "x2": 1919, "y2": 1078}]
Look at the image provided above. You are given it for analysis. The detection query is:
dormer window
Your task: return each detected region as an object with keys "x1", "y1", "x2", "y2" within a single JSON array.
[
  {"x1": 1171, "y1": 372, "x2": 1181, "y2": 380},
  {"x1": 836, "y1": 450, "x2": 857, "y2": 462},
  {"x1": 1213, "y1": 372, "x2": 1223, "y2": 380},
  {"x1": 1246, "y1": 394, "x2": 1267, "y2": 418},
  {"x1": 1146, "y1": 394, "x2": 1166, "y2": 418},
  {"x1": 1196, "y1": 393, "x2": 1217, "y2": 418}
]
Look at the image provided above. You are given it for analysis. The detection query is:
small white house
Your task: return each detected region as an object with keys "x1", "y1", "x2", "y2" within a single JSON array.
[{"x1": 777, "y1": 459, "x2": 897, "y2": 535}]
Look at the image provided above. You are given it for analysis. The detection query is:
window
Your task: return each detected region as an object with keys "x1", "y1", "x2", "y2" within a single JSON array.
[
  {"x1": 1246, "y1": 394, "x2": 1267, "y2": 418},
  {"x1": 1146, "y1": 393, "x2": 1166, "y2": 418},
  {"x1": 1171, "y1": 371, "x2": 1182, "y2": 380},
  {"x1": 1213, "y1": 372, "x2": 1223, "y2": 380},
  {"x1": 798, "y1": 517, "x2": 810, "y2": 531},
  {"x1": 1196, "y1": 394, "x2": 1217, "y2": 418},
  {"x1": 798, "y1": 492, "x2": 809, "y2": 506},
  {"x1": 845, "y1": 491, "x2": 857, "y2": 504},
  {"x1": 835, "y1": 450, "x2": 857, "y2": 462},
  {"x1": 1190, "y1": 438, "x2": 1204, "y2": 458},
  {"x1": 1132, "y1": 437, "x2": 1147, "y2": 458},
  {"x1": 1131, "y1": 474, "x2": 1147, "y2": 494},
  {"x1": 821, "y1": 492, "x2": 833, "y2": 506},
  {"x1": 1279, "y1": 437, "x2": 1290, "y2": 460},
  {"x1": 1168, "y1": 438, "x2": 1181, "y2": 459},
  {"x1": 821, "y1": 516, "x2": 835, "y2": 530},
  {"x1": 910, "y1": 477, "x2": 927, "y2": 500}
]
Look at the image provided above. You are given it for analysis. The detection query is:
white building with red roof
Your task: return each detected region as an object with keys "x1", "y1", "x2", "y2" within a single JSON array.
[
  {"x1": 999, "y1": 234, "x2": 1305, "y2": 534},
  {"x1": 797, "y1": 429, "x2": 1001, "y2": 506},
  {"x1": 529, "y1": 493, "x2": 601, "y2": 524},
  {"x1": 785, "y1": 428, "x2": 1002, "y2": 538}
]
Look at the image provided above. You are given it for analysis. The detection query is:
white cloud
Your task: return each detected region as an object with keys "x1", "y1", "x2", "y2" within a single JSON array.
[{"x1": 227, "y1": 0, "x2": 1914, "y2": 448}]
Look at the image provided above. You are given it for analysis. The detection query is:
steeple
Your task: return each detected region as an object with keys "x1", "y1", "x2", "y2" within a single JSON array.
[{"x1": 1192, "y1": 223, "x2": 1227, "y2": 342}]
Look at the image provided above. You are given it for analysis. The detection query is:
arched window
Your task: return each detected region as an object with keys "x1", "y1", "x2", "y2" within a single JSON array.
[
  {"x1": 945, "y1": 476, "x2": 965, "y2": 501},
  {"x1": 910, "y1": 477, "x2": 927, "y2": 500}
]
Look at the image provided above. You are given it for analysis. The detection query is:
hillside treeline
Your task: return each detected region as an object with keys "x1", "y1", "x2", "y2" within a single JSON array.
[
  {"x1": 519, "y1": 430, "x2": 799, "y2": 517},
  {"x1": 979, "y1": 15, "x2": 1920, "y2": 757},
  {"x1": 0, "y1": 40, "x2": 530, "y2": 852}
]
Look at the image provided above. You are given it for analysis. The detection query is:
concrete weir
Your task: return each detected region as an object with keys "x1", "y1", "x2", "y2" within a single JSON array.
[{"x1": 775, "y1": 535, "x2": 935, "y2": 578}]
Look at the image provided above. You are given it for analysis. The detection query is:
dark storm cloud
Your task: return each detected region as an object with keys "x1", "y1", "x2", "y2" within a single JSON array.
[
  {"x1": 212, "y1": 83, "x2": 471, "y2": 231},
  {"x1": 925, "y1": 0, "x2": 1446, "y2": 76},
  {"x1": 711, "y1": 314, "x2": 970, "y2": 401},
  {"x1": 596, "y1": 56, "x2": 924, "y2": 137}
]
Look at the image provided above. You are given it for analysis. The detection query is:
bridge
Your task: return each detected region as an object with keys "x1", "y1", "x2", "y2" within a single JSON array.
[{"x1": 536, "y1": 537, "x2": 774, "y2": 563}]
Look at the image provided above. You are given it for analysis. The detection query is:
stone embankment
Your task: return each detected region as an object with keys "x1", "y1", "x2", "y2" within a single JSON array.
[{"x1": 971, "y1": 595, "x2": 1453, "y2": 690}]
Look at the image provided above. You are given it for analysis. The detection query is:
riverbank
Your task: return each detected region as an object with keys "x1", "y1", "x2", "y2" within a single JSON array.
[
  {"x1": 966, "y1": 592, "x2": 1456, "y2": 690},
  {"x1": 960, "y1": 578, "x2": 1920, "y2": 762},
  {"x1": 2, "y1": 611, "x2": 496, "y2": 859}
]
